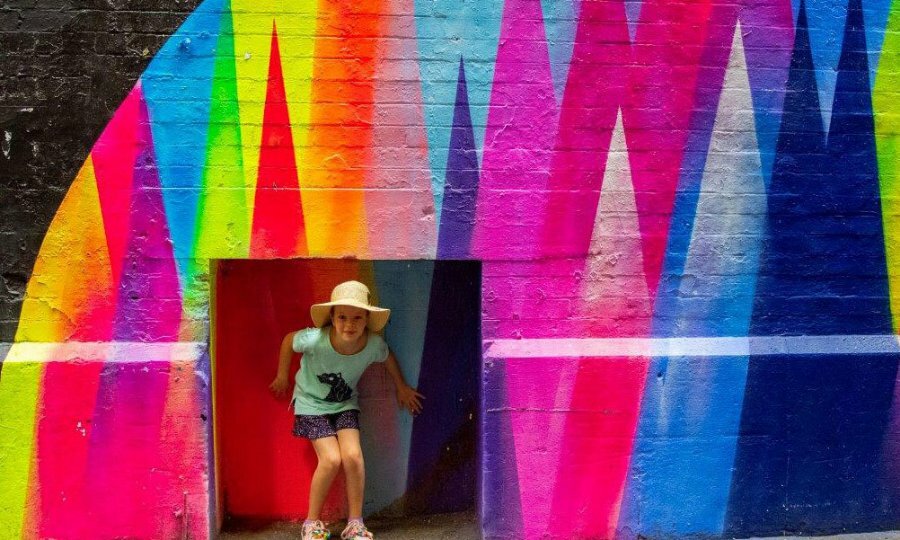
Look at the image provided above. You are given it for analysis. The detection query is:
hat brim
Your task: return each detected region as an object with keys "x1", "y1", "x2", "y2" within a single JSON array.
[{"x1": 310, "y1": 300, "x2": 391, "y2": 332}]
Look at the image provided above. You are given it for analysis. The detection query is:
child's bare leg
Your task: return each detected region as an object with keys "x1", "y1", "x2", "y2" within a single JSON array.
[
  {"x1": 308, "y1": 436, "x2": 342, "y2": 520},
  {"x1": 336, "y1": 429, "x2": 365, "y2": 518}
]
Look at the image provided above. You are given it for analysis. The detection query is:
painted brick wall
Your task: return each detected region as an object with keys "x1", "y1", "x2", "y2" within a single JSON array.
[
  {"x1": 2, "y1": 0, "x2": 900, "y2": 538},
  {"x1": 0, "y1": 0, "x2": 204, "y2": 340}
]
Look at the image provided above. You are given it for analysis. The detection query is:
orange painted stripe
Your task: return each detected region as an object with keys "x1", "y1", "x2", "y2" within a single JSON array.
[{"x1": 301, "y1": 0, "x2": 384, "y2": 256}]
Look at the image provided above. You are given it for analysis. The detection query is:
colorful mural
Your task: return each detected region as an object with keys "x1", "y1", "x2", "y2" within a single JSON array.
[
  {"x1": 2, "y1": 0, "x2": 900, "y2": 537},
  {"x1": 214, "y1": 259, "x2": 479, "y2": 523}
]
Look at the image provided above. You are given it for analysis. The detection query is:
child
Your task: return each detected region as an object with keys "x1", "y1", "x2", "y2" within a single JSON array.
[{"x1": 269, "y1": 280, "x2": 424, "y2": 540}]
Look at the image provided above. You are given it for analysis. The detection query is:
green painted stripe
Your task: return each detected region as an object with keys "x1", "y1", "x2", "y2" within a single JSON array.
[
  {"x1": 0, "y1": 360, "x2": 43, "y2": 538},
  {"x1": 187, "y1": 1, "x2": 250, "y2": 327},
  {"x1": 194, "y1": 0, "x2": 249, "y2": 264},
  {"x1": 875, "y1": 0, "x2": 900, "y2": 330}
]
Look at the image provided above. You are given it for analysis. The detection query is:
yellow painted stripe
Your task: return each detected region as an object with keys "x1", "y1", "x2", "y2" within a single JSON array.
[
  {"x1": 15, "y1": 158, "x2": 113, "y2": 343},
  {"x1": 0, "y1": 357, "x2": 44, "y2": 538},
  {"x1": 275, "y1": 2, "x2": 318, "y2": 188},
  {"x1": 231, "y1": 0, "x2": 279, "y2": 222}
]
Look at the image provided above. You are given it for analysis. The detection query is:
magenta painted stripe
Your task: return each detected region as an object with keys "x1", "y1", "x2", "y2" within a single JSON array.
[
  {"x1": 82, "y1": 360, "x2": 172, "y2": 538},
  {"x1": 504, "y1": 356, "x2": 579, "y2": 538},
  {"x1": 540, "y1": 0, "x2": 631, "y2": 258},
  {"x1": 112, "y1": 89, "x2": 182, "y2": 342},
  {"x1": 549, "y1": 355, "x2": 649, "y2": 537},
  {"x1": 472, "y1": 0, "x2": 558, "y2": 260},
  {"x1": 624, "y1": 0, "x2": 714, "y2": 293},
  {"x1": 91, "y1": 85, "x2": 142, "y2": 289},
  {"x1": 35, "y1": 361, "x2": 104, "y2": 538},
  {"x1": 76, "y1": 88, "x2": 183, "y2": 538}
]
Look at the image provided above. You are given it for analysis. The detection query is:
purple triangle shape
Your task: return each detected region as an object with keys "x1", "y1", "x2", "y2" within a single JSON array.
[
  {"x1": 437, "y1": 58, "x2": 479, "y2": 259},
  {"x1": 113, "y1": 89, "x2": 182, "y2": 342}
]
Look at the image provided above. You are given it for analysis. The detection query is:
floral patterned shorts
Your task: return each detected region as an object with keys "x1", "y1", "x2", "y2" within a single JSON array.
[{"x1": 293, "y1": 409, "x2": 360, "y2": 440}]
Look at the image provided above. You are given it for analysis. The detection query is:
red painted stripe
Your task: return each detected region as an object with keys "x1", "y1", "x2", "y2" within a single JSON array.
[
  {"x1": 35, "y1": 360, "x2": 105, "y2": 539},
  {"x1": 91, "y1": 85, "x2": 142, "y2": 288},
  {"x1": 250, "y1": 24, "x2": 307, "y2": 258},
  {"x1": 540, "y1": 0, "x2": 631, "y2": 259},
  {"x1": 550, "y1": 356, "x2": 649, "y2": 538},
  {"x1": 215, "y1": 260, "x2": 364, "y2": 519},
  {"x1": 624, "y1": 0, "x2": 714, "y2": 293}
]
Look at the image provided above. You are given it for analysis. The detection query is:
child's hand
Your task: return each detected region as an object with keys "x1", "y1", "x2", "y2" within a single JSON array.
[
  {"x1": 396, "y1": 384, "x2": 425, "y2": 415},
  {"x1": 269, "y1": 375, "x2": 290, "y2": 398}
]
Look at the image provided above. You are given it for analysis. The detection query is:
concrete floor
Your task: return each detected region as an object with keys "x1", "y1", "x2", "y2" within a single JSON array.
[
  {"x1": 747, "y1": 534, "x2": 900, "y2": 540},
  {"x1": 219, "y1": 511, "x2": 480, "y2": 540},
  {"x1": 219, "y1": 512, "x2": 900, "y2": 540}
]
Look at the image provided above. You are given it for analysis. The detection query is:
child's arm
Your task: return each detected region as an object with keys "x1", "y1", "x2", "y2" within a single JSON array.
[
  {"x1": 269, "y1": 332, "x2": 295, "y2": 398},
  {"x1": 384, "y1": 350, "x2": 424, "y2": 415}
]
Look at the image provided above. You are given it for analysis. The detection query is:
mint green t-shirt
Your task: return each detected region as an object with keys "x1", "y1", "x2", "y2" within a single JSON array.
[{"x1": 291, "y1": 326, "x2": 389, "y2": 415}]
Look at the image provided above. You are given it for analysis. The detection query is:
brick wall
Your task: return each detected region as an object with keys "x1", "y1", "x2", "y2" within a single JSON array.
[
  {"x1": 0, "y1": 0, "x2": 203, "y2": 340},
  {"x1": 1, "y1": 0, "x2": 900, "y2": 538}
]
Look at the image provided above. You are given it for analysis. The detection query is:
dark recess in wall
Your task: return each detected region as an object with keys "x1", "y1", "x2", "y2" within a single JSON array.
[{"x1": 0, "y1": 0, "x2": 203, "y2": 341}]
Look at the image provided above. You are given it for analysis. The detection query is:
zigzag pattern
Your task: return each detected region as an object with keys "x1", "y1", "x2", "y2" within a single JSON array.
[{"x1": 2, "y1": 0, "x2": 899, "y2": 537}]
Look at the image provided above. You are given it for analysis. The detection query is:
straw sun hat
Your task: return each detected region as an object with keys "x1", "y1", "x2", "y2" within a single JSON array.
[{"x1": 310, "y1": 280, "x2": 391, "y2": 332}]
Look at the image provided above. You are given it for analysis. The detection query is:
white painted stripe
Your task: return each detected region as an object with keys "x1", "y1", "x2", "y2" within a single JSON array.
[
  {"x1": 0, "y1": 342, "x2": 207, "y2": 363},
  {"x1": 485, "y1": 335, "x2": 900, "y2": 359},
  {"x1": 5, "y1": 336, "x2": 897, "y2": 363}
]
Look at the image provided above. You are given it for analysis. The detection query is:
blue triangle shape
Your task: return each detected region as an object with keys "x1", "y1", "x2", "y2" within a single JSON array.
[
  {"x1": 820, "y1": 0, "x2": 891, "y2": 331},
  {"x1": 437, "y1": 59, "x2": 480, "y2": 259},
  {"x1": 751, "y1": 0, "x2": 833, "y2": 336},
  {"x1": 142, "y1": 0, "x2": 224, "y2": 285},
  {"x1": 542, "y1": 0, "x2": 581, "y2": 100},
  {"x1": 625, "y1": 0, "x2": 642, "y2": 41},
  {"x1": 752, "y1": 0, "x2": 891, "y2": 335},
  {"x1": 731, "y1": 5, "x2": 898, "y2": 533}
]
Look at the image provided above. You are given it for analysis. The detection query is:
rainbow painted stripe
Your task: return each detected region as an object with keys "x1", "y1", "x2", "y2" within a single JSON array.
[{"x1": 2, "y1": 0, "x2": 900, "y2": 537}]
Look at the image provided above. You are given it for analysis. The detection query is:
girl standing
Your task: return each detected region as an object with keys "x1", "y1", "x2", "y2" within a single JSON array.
[{"x1": 270, "y1": 280, "x2": 424, "y2": 540}]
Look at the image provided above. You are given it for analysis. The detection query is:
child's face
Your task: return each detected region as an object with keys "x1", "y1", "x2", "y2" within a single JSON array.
[{"x1": 331, "y1": 305, "x2": 368, "y2": 345}]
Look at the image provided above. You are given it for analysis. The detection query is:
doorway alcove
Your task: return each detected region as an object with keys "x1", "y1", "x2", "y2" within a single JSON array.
[{"x1": 212, "y1": 258, "x2": 481, "y2": 527}]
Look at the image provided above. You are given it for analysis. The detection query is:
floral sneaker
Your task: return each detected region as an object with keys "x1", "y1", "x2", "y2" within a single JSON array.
[
  {"x1": 340, "y1": 520, "x2": 374, "y2": 540},
  {"x1": 302, "y1": 520, "x2": 331, "y2": 540}
]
